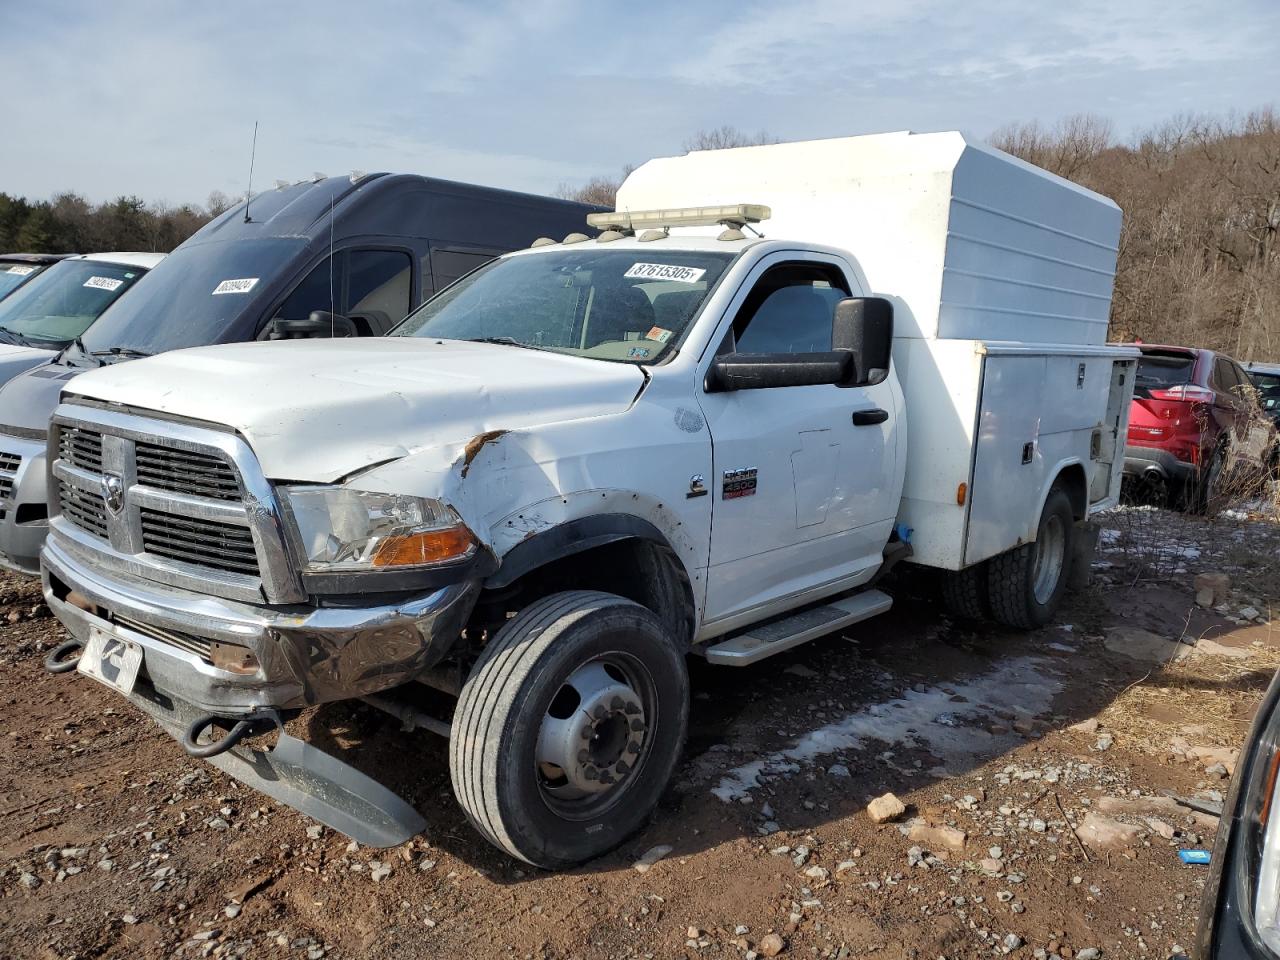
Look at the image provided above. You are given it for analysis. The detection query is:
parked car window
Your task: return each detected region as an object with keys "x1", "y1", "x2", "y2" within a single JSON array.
[
  {"x1": 1135, "y1": 351, "x2": 1195, "y2": 391},
  {"x1": 1214, "y1": 357, "x2": 1242, "y2": 395},
  {"x1": 733, "y1": 262, "x2": 850, "y2": 355},
  {"x1": 348, "y1": 250, "x2": 413, "y2": 331}
]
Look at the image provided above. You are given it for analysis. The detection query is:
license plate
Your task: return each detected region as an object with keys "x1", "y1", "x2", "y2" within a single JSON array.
[{"x1": 77, "y1": 625, "x2": 143, "y2": 696}]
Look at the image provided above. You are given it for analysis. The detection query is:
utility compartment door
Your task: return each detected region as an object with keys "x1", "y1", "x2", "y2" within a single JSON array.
[{"x1": 963, "y1": 354, "x2": 1047, "y2": 566}]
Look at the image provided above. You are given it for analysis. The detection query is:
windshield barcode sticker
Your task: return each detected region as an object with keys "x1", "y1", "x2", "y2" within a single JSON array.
[
  {"x1": 212, "y1": 278, "x2": 259, "y2": 295},
  {"x1": 83, "y1": 276, "x2": 124, "y2": 292},
  {"x1": 624, "y1": 263, "x2": 706, "y2": 283},
  {"x1": 5, "y1": 265, "x2": 35, "y2": 276}
]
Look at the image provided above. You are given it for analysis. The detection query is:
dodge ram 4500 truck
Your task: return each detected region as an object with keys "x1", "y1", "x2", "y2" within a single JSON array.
[{"x1": 41, "y1": 132, "x2": 1136, "y2": 868}]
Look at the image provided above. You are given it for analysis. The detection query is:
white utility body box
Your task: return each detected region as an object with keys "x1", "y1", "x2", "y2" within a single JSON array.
[{"x1": 619, "y1": 131, "x2": 1137, "y2": 570}]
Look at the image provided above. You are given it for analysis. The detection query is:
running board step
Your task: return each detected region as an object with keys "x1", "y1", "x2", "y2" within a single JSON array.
[{"x1": 704, "y1": 590, "x2": 893, "y2": 666}]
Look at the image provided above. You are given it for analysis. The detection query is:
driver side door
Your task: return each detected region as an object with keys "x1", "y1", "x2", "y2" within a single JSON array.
[{"x1": 697, "y1": 254, "x2": 898, "y2": 627}]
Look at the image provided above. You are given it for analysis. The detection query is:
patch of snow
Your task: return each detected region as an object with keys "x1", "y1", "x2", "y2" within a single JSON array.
[{"x1": 710, "y1": 657, "x2": 1063, "y2": 802}]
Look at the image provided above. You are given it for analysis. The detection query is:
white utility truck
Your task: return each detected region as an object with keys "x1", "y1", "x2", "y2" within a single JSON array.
[{"x1": 40, "y1": 132, "x2": 1136, "y2": 868}]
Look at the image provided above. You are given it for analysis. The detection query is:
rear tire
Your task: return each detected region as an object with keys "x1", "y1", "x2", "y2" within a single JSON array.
[
  {"x1": 1188, "y1": 444, "x2": 1227, "y2": 517},
  {"x1": 449, "y1": 590, "x2": 688, "y2": 868},
  {"x1": 987, "y1": 487, "x2": 1075, "y2": 630},
  {"x1": 940, "y1": 564, "x2": 989, "y2": 620}
]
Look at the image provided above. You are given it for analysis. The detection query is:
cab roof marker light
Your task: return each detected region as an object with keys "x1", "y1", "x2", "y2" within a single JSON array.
[
  {"x1": 273, "y1": 179, "x2": 290, "y2": 191},
  {"x1": 530, "y1": 237, "x2": 557, "y2": 248},
  {"x1": 350, "y1": 170, "x2": 368, "y2": 184},
  {"x1": 310, "y1": 172, "x2": 326, "y2": 183},
  {"x1": 586, "y1": 204, "x2": 771, "y2": 231},
  {"x1": 562, "y1": 232, "x2": 590, "y2": 244}
]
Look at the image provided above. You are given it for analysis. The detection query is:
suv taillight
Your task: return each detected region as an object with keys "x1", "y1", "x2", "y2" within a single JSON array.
[{"x1": 1149, "y1": 384, "x2": 1214, "y2": 403}]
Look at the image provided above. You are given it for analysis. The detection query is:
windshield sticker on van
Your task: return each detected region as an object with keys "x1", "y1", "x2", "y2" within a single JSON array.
[
  {"x1": 628, "y1": 346, "x2": 651, "y2": 359},
  {"x1": 212, "y1": 278, "x2": 260, "y2": 295},
  {"x1": 83, "y1": 276, "x2": 124, "y2": 292},
  {"x1": 4, "y1": 265, "x2": 35, "y2": 276},
  {"x1": 623, "y1": 263, "x2": 706, "y2": 283},
  {"x1": 646, "y1": 326, "x2": 673, "y2": 344}
]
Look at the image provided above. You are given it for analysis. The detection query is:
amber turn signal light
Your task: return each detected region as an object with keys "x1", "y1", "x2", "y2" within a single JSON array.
[
  {"x1": 956, "y1": 482, "x2": 967, "y2": 506},
  {"x1": 372, "y1": 526, "x2": 476, "y2": 568}
]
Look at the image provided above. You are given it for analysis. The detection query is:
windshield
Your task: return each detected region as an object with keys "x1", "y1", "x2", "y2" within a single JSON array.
[
  {"x1": 80, "y1": 237, "x2": 306, "y2": 354},
  {"x1": 393, "y1": 249, "x2": 735, "y2": 364},
  {"x1": 0, "y1": 262, "x2": 48, "y2": 300},
  {"x1": 0, "y1": 259, "x2": 147, "y2": 346},
  {"x1": 1248, "y1": 370, "x2": 1280, "y2": 391}
]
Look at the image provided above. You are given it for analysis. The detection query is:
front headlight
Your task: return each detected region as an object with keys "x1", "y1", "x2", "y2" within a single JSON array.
[{"x1": 282, "y1": 486, "x2": 475, "y2": 573}]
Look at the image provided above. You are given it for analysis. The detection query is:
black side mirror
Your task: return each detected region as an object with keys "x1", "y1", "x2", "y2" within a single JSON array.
[
  {"x1": 833, "y1": 297, "x2": 893, "y2": 386},
  {"x1": 268, "y1": 310, "x2": 359, "y2": 340}
]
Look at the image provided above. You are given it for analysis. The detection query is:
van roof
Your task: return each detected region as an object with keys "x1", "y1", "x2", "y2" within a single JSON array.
[{"x1": 189, "y1": 173, "x2": 602, "y2": 247}]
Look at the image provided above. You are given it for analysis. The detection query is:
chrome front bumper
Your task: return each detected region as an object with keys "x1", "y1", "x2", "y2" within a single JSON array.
[{"x1": 42, "y1": 532, "x2": 479, "y2": 715}]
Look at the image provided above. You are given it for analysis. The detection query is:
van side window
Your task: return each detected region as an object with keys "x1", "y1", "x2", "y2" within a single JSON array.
[
  {"x1": 732, "y1": 262, "x2": 850, "y2": 355},
  {"x1": 276, "y1": 256, "x2": 338, "y2": 322},
  {"x1": 348, "y1": 250, "x2": 412, "y2": 333},
  {"x1": 430, "y1": 248, "x2": 498, "y2": 293}
]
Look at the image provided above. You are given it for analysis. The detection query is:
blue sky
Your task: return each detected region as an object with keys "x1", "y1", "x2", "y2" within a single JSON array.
[{"x1": 3, "y1": 0, "x2": 1278, "y2": 206}]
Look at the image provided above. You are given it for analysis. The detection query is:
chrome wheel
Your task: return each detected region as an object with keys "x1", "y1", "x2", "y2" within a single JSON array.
[
  {"x1": 535, "y1": 656, "x2": 652, "y2": 818},
  {"x1": 1032, "y1": 513, "x2": 1066, "y2": 605}
]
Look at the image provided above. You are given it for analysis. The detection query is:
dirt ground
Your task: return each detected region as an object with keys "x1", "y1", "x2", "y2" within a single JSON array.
[{"x1": 3, "y1": 505, "x2": 1279, "y2": 960}]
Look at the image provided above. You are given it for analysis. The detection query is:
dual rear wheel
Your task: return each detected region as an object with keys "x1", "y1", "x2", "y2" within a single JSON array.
[{"x1": 942, "y1": 485, "x2": 1075, "y2": 630}]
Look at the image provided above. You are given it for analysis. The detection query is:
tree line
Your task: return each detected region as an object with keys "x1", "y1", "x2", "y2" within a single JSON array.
[
  {"x1": 0, "y1": 190, "x2": 234, "y2": 257},
  {"x1": 4, "y1": 112, "x2": 1276, "y2": 361}
]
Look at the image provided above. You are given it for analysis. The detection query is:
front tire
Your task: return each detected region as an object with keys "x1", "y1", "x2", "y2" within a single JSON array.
[
  {"x1": 987, "y1": 486, "x2": 1075, "y2": 629},
  {"x1": 449, "y1": 591, "x2": 689, "y2": 868}
]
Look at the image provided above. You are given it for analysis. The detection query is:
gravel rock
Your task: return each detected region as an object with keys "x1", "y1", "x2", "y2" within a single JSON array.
[
  {"x1": 867, "y1": 792, "x2": 906, "y2": 824},
  {"x1": 370, "y1": 864, "x2": 392, "y2": 882},
  {"x1": 18, "y1": 871, "x2": 39, "y2": 889},
  {"x1": 633, "y1": 844, "x2": 673, "y2": 873},
  {"x1": 1194, "y1": 573, "x2": 1230, "y2": 606},
  {"x1": 907, "y1": 822, "x2": 967, "y2": 851},
  {"x1": 827, "y1": 763, "x2": 850, "y2": 778},
  {"x1": 1004, "y1": 934, "x2": 1023, "y2": 950},
  {"x1": 306, "y1": 825, "x2": 324, "y2": 840},
  {"x1": 1068, "y1": 718, "x2": 1100, "y2": 735},
  {"x1": 759, "y1": 932, "x2": 787, "y2": 956},
  {"x1": 1075, "y1": 949, "x2": 1101, "y2": 960}
]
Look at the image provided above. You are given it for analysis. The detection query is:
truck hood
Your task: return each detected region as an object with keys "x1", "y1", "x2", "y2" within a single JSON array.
[{"x1": 63, "y1": 338, "x2": 647, "y2": 482}]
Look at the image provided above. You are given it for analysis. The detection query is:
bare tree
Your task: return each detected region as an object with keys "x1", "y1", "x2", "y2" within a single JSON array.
[
  {"x1": 206, "y1": 190, "x2": 233, "y2": 217},
  {"x1": 683, "y1": 126, "x2": 777, "y2": 153}
]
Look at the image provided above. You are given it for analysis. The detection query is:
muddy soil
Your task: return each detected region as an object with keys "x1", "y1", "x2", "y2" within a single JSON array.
[{"x1": 3, "y1": 505, "x2": 1278, "y2": 960}]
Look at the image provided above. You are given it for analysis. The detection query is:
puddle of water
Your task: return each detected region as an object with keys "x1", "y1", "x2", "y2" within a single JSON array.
[{"x1": 710, "y1": 657, "x2": 1064, "y2": 802}]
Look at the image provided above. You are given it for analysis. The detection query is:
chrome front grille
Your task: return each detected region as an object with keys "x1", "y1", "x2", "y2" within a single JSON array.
[
  {"x1": 139, "y1": 508, "x2": 259, "y2": 574},
  {"x1": 135, "y1": 442, "x2": 241, "y2": 501},
  {"x1": 59, "y1": 427, "x2": 103, "y2": 472},
  {"x1": 59, "y1": 484, "x2": 109, "y2": 538},
  {"x1": 48, "y1": 406, "x2": 303, "y2": 604}
]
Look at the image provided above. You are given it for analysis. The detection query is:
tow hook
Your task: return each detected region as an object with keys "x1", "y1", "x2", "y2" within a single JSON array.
[
  {"x1": 183, "y1": 709, "x2": 282, "y2": 759},
  {"x1": 44, "y1": 639, "x2": 85, "y2": 674}
]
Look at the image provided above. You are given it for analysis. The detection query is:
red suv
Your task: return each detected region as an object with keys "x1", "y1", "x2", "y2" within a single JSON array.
[{"x1": 1124, "y1": 345, "x2": 1278, "y2": 510}]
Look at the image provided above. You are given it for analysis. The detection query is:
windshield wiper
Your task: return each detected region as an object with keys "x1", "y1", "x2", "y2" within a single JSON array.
[
  {"x1": 467, "y1": 336, "x2": 537, "y2": 350},
  {"x1": 56, "y1": 337, "x2": 106, "y2": 368},
  {"x1": 0, "y1": 326, "x2": 37, "y2": 347},
  {"x1": 92, "y1": 347, "x2": 153, "y2": 361}
]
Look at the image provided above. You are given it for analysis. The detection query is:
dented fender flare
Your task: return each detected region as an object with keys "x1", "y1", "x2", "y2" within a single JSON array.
[{"x1": 484, "y1": 514, "x2": 672, "y2": 590}]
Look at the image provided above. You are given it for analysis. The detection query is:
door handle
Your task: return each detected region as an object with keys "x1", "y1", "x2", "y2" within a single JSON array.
[{"x1": 852, "y1": 408, "x2": 889, "y2": 426}]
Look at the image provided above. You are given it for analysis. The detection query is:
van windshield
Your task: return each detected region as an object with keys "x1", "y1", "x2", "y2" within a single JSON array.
[
  {"x1": 79, "y1": 238, "x2": 306, "y2": 355},
  {"x1": 393, "y1": 249, "x2": 735, "y2": 364},
  {"x1": 0, "y1": 259, "x2": 148, "y2": 347}
]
